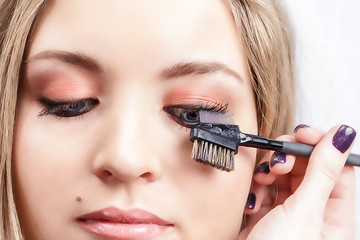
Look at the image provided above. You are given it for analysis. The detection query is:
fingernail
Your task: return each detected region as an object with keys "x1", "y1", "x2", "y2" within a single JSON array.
[
  {"x1": 245, "y1": 193, "x2": 256, "y2": 209},
  {"x1": 270, "y1": 152, "x2": 286, "y2": 167},
  {"x1": 332, "y1": 125, "x2": 356, "y2": 153},
  {"x1": 254, "y1": 162, "x2": 270, "y2": 174},
  {"x1": 294, "y1": 124, "x2": 310, "y2": 133}
]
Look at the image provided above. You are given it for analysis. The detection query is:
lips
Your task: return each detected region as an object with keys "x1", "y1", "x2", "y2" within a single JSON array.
[{"x1": 77, "y1": 207, "x2": 173, "y2": 239}]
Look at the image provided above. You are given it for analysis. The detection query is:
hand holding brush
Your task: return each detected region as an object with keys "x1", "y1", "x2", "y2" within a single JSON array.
[
  {"x1": 189, "y1": 111, "x2": 360, "y2": 171},
  {"x1": 238, "y1": 124, "x2": 357, "y2": 240}
]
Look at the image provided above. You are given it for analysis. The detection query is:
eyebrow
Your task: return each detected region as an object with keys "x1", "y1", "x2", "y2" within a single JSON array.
[
  {"x1": 25, "y1": 51, "x2": 244, "y2": 82},
  {"x1": 160, "y1": 61, "x2": 244, "y2": 82},
  {"x1": 25, "y1": 50, "x2": 103, "y2": 72}
]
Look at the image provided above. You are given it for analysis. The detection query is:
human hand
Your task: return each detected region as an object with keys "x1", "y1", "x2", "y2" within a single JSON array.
[{"x1": 238, "y1": 125, "x2": 356, "y2": 240}]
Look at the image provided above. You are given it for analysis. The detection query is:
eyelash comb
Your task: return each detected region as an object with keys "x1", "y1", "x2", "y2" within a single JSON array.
[{"x1": 190, "y1": 111, "x2": 360, "y2": 172}]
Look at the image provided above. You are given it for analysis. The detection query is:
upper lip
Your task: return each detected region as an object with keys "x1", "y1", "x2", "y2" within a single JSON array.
[{"x1": 76, "y1": 206, "x2": 173, "y2": 226}]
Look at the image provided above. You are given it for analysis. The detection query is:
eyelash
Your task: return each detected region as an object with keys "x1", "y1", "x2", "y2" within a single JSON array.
[
  {"x1": 38, "y1": 98, "x2": 228, "y2": 128},
  {"x1": 38, "y1": 98, "x2": 99, "y2": 118}
]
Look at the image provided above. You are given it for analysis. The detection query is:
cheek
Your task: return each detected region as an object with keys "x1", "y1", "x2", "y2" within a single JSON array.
[
  {"x1": 13, "y1": 100, "x2": 75, "y2": 187},
  {"x1": 12, "y1": 99, "x2": 87, "y2": 235},
  {"x1": 165, "y1": 145, "x2": 255, "y2": 239}
]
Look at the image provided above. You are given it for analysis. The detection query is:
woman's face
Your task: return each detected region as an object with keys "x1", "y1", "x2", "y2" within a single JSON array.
[{"x1": 13, "y1": 0, "x2": 257, "y2": 239}]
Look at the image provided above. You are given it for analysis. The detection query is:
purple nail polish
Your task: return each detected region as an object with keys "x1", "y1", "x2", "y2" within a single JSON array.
[
  {"x1": 245, "y1": 193, "x2": 256, "y2": 209},
  {"x1": 270, "y1": 152, "x2": 286, "y2": 167},
  {"x1": 294, "y1": 124, "x2": 310, "y2": 133},
  {"x1": 332, "y1": 125, "x2": 356, "y2": 153},
  {"x1": 254, "y1": 162, "x2": 270, "y2": 174}
]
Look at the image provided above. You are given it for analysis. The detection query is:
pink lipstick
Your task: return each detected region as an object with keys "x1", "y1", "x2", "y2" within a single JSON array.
[{"x1": 77, "y1": 207, "x2": 173, "y2": 239}]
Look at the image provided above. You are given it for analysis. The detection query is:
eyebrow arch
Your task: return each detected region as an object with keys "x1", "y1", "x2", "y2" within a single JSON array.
[
  {"x1": 25, "y1": 50, "x2": 103, "y2": 72},
  {"x1": 160, "y1": 61, "x2": 244, "y2": 82}
]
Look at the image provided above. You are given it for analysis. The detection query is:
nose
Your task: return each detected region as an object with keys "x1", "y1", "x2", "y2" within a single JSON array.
[{"x1": 93, "y1": 101, "x2": 162, "y2": 184}]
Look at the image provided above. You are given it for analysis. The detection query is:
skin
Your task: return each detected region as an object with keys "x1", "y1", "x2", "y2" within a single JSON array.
[
  {"x1": 13, "y1": 0, "x2": 357, "y2": 239},
  {"x1": 13, "y1": 0, "x2": 258, "y2": 239},
  {"x1": 245, "y1": 126, "x2": 356, "y2": 240}
]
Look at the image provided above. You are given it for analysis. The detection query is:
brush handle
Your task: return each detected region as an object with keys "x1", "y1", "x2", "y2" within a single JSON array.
[
  {"x1": 240, "y1": 135, "x2": 360, "y2": 166},
  {"x1": 282, "y1": 141, "x2": 360, "y2": 166}
]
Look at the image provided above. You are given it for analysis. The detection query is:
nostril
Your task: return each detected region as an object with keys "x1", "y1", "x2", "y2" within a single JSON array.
[
  {"x1": 92, "y1": 153, "x2": 162, "y2": 182},
  {"x1": 140, "y1": 172, "x2": 153, "y2": 180},
  {"x1": 98, "y1": 170, "x2": 112, "y2": 178}
]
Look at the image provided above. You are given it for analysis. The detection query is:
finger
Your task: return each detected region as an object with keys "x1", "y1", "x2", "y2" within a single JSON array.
[
  {"x1": 330, "y1": 166, "x2": 355, "y2": 199},
  {"x1": 289, "y1": 125, "x2": 325, "y2": 178},
  {"x1": 288, "y1": 156, "x2": 308, "y2": 178},
  {"x1": 323, "y1": 166, "x2": 355, "y2": 239},
  {"x1": 253, "y1": 153, "x2": 276, "y2": 186},
  {"x1": 277, "y1": 155, "x2": 308, "y2": 193},
  {"x1": 244, "y1": 184, "x2": 266, "y2": 215},
  {"x1": 254, "y1": 135, "x2": 296, "y2": 185},
  {"x1": 244, "y1": 183, "x2": 274, "y2": 219},
  {"x1": 273, "y1": 157, "x2": 304, "y2": 203},
  {"x1": 292, "y1": 125, "x2": 356, "y2": 215},
  {"x1": 294, "y1": 124, "x2": 325, "y2": 145},
  {"x1": 273, "y1": 180, "x2": 292, "y2": 206},
  {"x1": 270, "y1": 152, "x2": 296, "y2": 175},
  {"x1": 266, "y1": 135, "x2": 297, "y2": 176}
]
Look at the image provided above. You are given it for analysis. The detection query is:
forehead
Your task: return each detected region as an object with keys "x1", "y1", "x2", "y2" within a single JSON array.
[
  {"x1": 31, "y1": 1, "x2": 239, "y2": 53},
  {"x1": 28, "y1": 0, "x2": 249, "y2": 86},
  {"x1": 36, "y1": 0, "x2": 232, "y2": 31}
]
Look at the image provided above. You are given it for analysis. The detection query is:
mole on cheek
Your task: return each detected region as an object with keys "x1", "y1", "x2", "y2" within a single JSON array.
[{"x1": 76, "y1": 196, "x2": 82, "y2": 202}]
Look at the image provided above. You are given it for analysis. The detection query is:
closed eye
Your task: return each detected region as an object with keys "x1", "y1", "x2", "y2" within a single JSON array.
[{"x1": 38, "y1": 98, "x2": 99, "y2": 118}]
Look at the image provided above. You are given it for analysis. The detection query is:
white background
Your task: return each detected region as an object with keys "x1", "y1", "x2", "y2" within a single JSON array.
[{"x1": 284, "y1": 0, "x2": 360, "y2": 238}]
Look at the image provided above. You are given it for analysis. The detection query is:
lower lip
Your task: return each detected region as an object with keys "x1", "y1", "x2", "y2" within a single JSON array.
[{"x1": 78, "y1": 220, "x2": 170, "y2": 240}]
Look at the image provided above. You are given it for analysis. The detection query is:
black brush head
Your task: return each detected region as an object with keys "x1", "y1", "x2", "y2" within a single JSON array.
[{"x1": 190, "y1": 123, "x2": 240, "y2": 151}]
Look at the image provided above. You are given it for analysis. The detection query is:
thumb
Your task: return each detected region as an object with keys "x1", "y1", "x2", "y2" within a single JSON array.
[{"x1": 290, "y1": 125, "x2": 356, "y2": 223}]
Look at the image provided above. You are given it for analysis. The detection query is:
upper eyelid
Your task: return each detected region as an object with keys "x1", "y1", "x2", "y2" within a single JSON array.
[
  {"x1": 163, "y1": 104, "x2": 206, "y2": 110},
  {"x1": 163, "y1": 102, "x2": 228, "y2": 112},
  {"x1": 163, "y1": 103, "x2": 229, "y2": 120},
  {"x1": 39, "y1": 97, "x2": 98, "y2": 105}
]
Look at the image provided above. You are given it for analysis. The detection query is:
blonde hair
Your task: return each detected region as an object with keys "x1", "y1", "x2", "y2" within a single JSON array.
[
  {"x1": 0, "y1": 0, "x2": 294, "y2": 238},
  {"x1": 227, "y1": 0, "x2": 295, "y2": 140},
  {"x1": 0, "y1": 1, "x2": 45, "y2": 239}
]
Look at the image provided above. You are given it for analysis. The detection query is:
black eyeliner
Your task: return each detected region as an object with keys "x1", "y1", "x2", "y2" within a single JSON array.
[{"x1": 38, "y1": 97, "x2": 99, "y2": 117}]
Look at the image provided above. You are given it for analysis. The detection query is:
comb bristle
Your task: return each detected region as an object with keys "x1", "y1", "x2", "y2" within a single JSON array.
[
  {"x1": 212, "y1": 145, "x2": 217, "y2": 165},
  {"x1": 200, "y1": 140, "x2": 205, "y2": 160},
  {"x1": 208, "y1": 143, "x2": 213, "y2": 164},
  {"x1": 218, "y1": 146, "x2": 223, "y2": 166},
  {"x1": 203, "y1": 141, "x2": 208, "y2": 161},
  {"x1": 191, "y1": 139, "x2": 235, "y2": 172},
  {"x1": 191, "y1": 139, "x2": 199, "y2": 159}
]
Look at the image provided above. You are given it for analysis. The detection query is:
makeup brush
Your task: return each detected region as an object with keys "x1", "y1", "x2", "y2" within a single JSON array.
[{"x1": 190, "y1": 111, "x2": 360, "y2": 172}]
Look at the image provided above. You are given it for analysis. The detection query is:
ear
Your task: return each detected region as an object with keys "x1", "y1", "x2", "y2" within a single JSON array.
[{"x1": 244, "y1": 183, "x2": 275, "y2": 216}]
